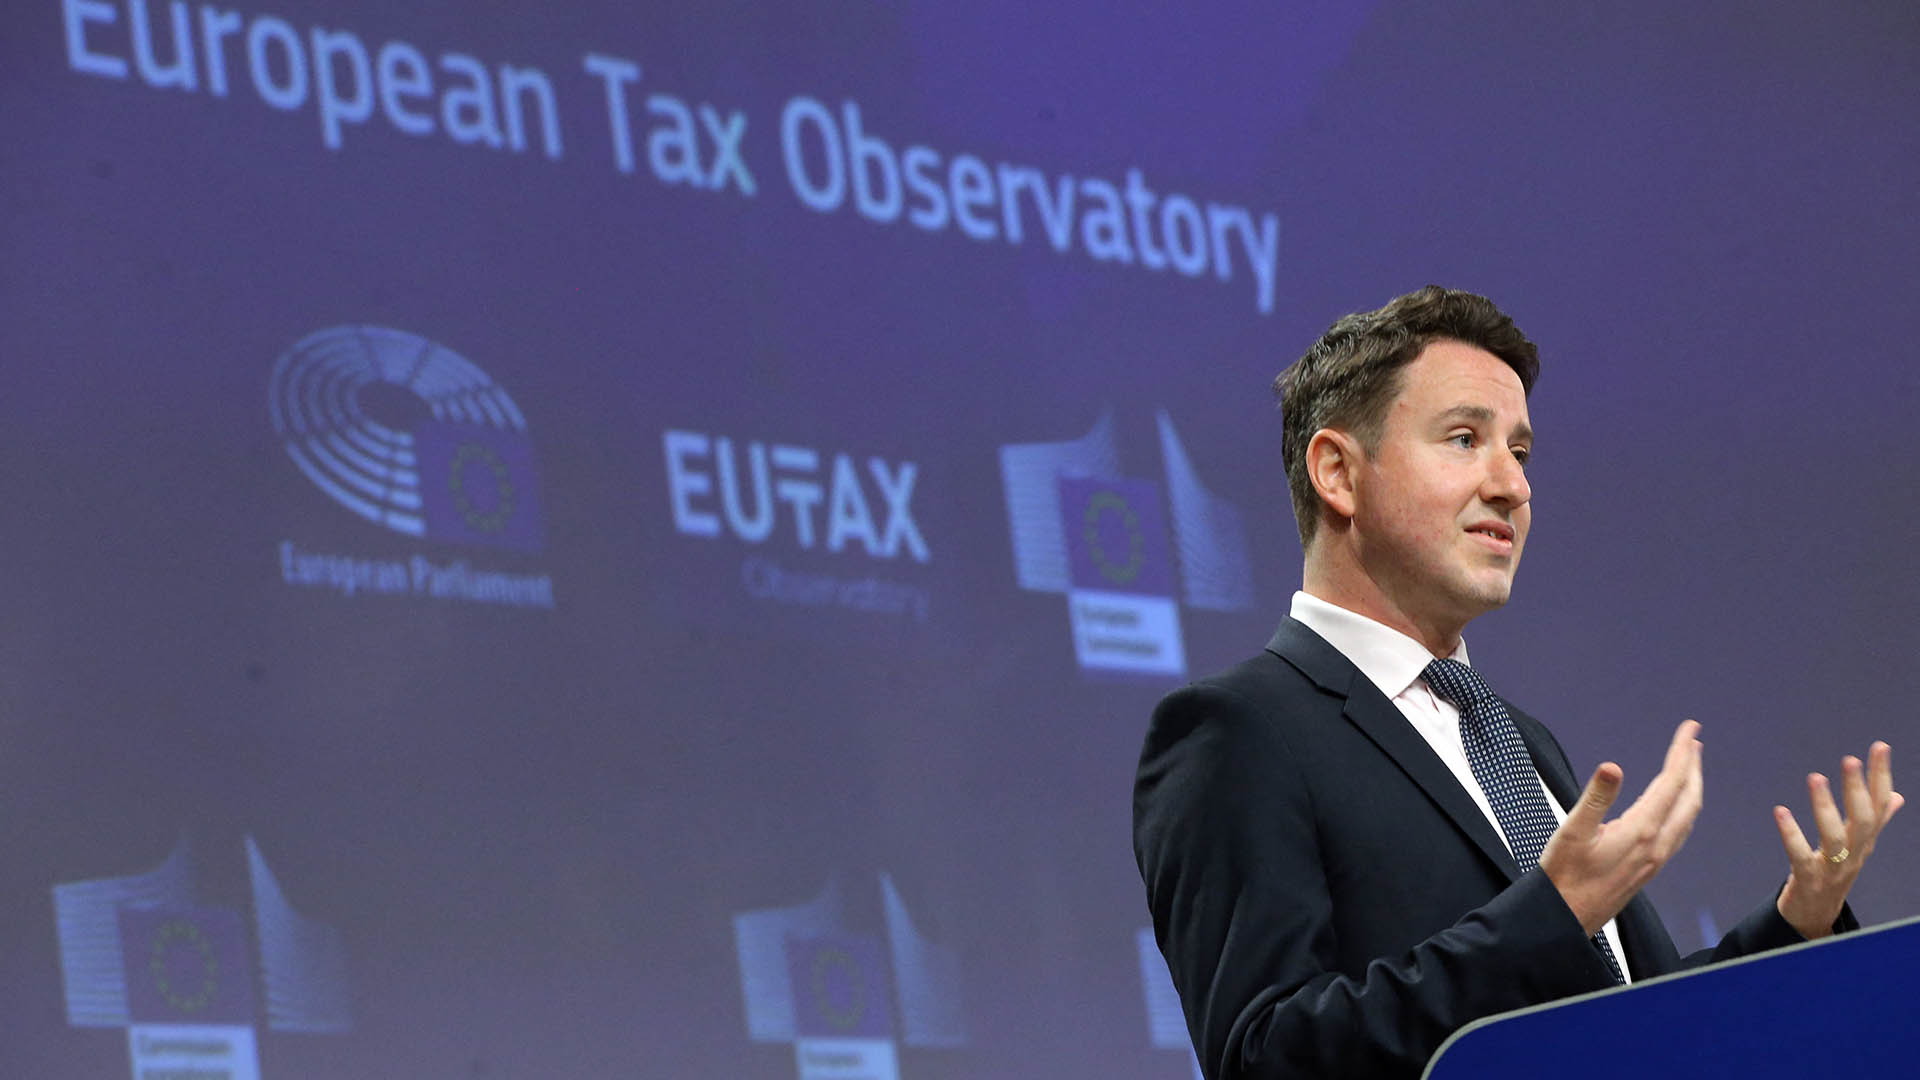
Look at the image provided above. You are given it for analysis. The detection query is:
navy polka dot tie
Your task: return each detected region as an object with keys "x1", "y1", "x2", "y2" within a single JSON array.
[{"x1": 1423, "y1": 658, "x2": 1625, "y2": 985}]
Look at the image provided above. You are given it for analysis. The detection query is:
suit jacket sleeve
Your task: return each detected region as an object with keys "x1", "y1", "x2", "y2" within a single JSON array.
[
  {"x1": 1677, "y1": 891, "x2": 1857, "y2": 968},
  {"x1": 1135, "y1": 681, "x2": 1616, "y2": 1079}
]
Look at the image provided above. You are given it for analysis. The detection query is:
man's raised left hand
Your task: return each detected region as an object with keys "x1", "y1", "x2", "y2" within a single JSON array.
[{"x1": 1773, "y1": 741, "x2": 1903, "y2": 939}]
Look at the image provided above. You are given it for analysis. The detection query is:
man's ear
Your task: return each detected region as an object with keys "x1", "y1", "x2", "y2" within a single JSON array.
[{"x1": 1306, "y1": 428, "x2": 1362, "y2": 523}]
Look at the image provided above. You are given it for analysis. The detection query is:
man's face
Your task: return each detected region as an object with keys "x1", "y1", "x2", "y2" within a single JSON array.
[{"x1": 1349, "y1": 340, "x2": 1533, "y2": 634}]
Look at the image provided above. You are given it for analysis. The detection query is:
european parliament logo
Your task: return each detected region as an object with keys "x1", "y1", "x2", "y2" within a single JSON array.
[
  {"x1": 999, "y1": 410, "x2": 1255, "y2": 678},
  {"x1": 269, "y1": 325, "x2": 545, "y2": 552},
  {"x1": 52, "y1": 836, "x2": 352, "y2": 1080},
  {"x1": 733, "y1": 874, "x2": 965, "y2": 1080}
]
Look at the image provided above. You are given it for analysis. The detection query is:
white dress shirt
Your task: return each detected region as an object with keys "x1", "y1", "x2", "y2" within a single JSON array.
[{"x1": 1289, "y1": 591, "x2": 1632, "y2": 982}]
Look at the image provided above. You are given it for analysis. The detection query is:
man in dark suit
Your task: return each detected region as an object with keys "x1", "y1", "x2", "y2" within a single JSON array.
[{"x1": 1133, "y1": 286, "x2": 1903, "y2": 1079}]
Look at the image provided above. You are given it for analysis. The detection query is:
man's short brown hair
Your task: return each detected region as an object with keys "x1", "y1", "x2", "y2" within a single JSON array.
[{"x1": 1275, "y1": 286, "x2": 1540, "y2": 547}]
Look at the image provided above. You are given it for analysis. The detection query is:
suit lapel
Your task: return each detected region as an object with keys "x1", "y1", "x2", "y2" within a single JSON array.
[
  {"x1": 1515, "y1": 719, "x2": 1579, "y2": 810},
  {"x1": 1267, "y1": 619, "x2": 1522, "y2": 883}
]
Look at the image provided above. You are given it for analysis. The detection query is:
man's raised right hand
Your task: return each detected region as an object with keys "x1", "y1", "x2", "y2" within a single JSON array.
[{"x1": 1538, "y1": 720, "x2": 1705, "y2": 935}]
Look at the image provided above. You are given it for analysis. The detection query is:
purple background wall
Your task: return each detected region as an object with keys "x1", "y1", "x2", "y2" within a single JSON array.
[{"x1": 2, "y1": 1, "x2": 1915, "y2": 1076}]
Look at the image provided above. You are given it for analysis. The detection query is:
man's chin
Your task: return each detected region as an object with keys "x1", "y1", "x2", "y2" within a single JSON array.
[{"x1": 1457, "y1": 576, "x2": 1515, "y2": 613}]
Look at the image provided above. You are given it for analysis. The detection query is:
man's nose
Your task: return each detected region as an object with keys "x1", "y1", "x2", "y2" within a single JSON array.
[{"x1": 1484, "y1": 448, "x2": 1531, "y2": 507}]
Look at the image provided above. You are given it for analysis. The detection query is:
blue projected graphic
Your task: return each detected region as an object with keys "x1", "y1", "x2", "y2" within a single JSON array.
[
  {"x1": 247, "y1": 838, "x2": 353, "y2": 1034},
  {"x1": 1136, "y1": 928, "x2": 1202, "y2": 1079},
  {"x1": 1155, "y1": 413, "x2": 1254, "y2": 613},
  {"x1": 269, "y1": 325, "x2": 544, "y2": 551},
  {"x1": 878, "y1": 873, "x2": 966, "y2": 1048},
  {"x1": 734, "y1": 877, "x2": 850, "y2": 1043},
  {"x1": 52, "y1": 839, "x2": 197, "y2": 1028},
  {"x1": 999, "y1": 411, "x2": 1125, "y2": 594}
]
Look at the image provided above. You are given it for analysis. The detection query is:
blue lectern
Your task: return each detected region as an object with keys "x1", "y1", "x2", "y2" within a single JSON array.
[{"x1": 1425, "y1": 915, "x2": 1919, "y2": 1078}]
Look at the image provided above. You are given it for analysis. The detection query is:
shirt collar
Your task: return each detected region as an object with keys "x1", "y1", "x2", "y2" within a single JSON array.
[{"x1": 1288, "y1": 590, "x2": 1470, "y2": 702}]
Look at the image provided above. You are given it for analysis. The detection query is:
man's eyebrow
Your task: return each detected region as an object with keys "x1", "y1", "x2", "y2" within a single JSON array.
[{"x1": 1437, "y1": 404, "x2": 1532, "y2": 441}]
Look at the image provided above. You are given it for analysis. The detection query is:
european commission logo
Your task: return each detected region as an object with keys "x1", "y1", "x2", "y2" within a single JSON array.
[
  {"x1": 733, "y1": 874, "x2": 966, "y2": 1080},
  {"x1": 52, "y1": 836, "x2": 352, "y2": 1080},
  {"x1": 998, "y1": 410, "x2": 1255, "y2": 677},
  {"x1": 269, "y1": 325, "x2": 544, "y2": 551}
]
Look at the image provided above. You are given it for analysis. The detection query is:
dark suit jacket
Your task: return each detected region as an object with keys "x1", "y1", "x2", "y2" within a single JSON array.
[{"x1": 1134, "y1": 618, "x2": 1842, "y2": 1079}]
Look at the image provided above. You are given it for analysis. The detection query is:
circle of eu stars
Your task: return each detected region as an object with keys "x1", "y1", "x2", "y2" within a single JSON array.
[
  {"x1": 449, "y1": 441, "x2": 516, "y2": 534},
  {"x1": 1082, "y1": 489, "x2": 1145, "y2": 586}
]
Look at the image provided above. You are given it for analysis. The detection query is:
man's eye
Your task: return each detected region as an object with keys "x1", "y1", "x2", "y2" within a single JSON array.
[
  {"x1": 1512, "y1": 448, "x2": 1531, "y2": 467},
  {"x1": 1450, "y1": 433, "x2": 1474, "y2": 449}
]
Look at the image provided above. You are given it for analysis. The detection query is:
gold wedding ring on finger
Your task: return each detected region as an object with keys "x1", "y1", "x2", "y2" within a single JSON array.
[{"x1": 1826, "y1": 846, "x2": 1851, "y2": 865}]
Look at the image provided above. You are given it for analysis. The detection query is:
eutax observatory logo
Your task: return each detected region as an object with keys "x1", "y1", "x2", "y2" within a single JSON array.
[
  {"x1": 270, "y1": 325, "x2": 556, "y2": 609},
  {"x1": 663, "y1": 428, "x2": 934, "y2": 622}
]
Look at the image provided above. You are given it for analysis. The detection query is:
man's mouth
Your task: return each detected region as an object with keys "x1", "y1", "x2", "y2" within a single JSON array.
[{"x1": 1467, "y1": 522, "x2": 1515, "y2": 545}]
